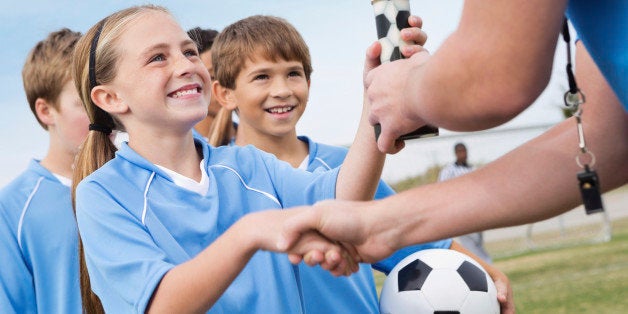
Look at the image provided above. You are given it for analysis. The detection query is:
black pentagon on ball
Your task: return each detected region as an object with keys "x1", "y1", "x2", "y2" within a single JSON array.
[
  {"x1": 396, "y1": 10, "x2": 411, "y2": 29},
  {"x1": 390, "y1": 47, "x2": 402, "y2": 62},
  {"x1": 375, "y1": 14, "x2": 391, "y2": 39},
  {"x1": 457, "y1": 261, "x2": 488, "y2": 292},
  {"x1": 397, "y1": 259, "x2": 432, "y2": 292}
]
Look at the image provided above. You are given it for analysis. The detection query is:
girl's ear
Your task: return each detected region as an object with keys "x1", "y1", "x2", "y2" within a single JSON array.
[
  {"x1": 212, "y1": 80, "x2": 238, "y2": 110},
  {"x1": 91, "y1": 85, "x2": 129, "y2": 114},
  {"x1": 34, "y1": 98, "x2": 55, "y2": 127}
]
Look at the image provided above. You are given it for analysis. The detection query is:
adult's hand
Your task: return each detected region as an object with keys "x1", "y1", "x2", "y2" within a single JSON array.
[
  {"x1": 365, "y1": 14, "x2": 431, "y2": 153},
  {"x1": 278, "y1": 200, "x2": 402, "y2": 265},
  {"x1": 365, "y1": 51, "x2": 431, "y2": 153}
]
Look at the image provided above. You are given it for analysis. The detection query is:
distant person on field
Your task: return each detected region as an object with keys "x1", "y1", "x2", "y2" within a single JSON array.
[
  {"x1": 438, "y1": 142, "x2": 492, "y2": 263},
  {"x1": 0, "y1": 28, "x2": 85, "y2": 313}
]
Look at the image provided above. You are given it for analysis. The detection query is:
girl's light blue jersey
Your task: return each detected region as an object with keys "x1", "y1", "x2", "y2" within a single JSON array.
[
  {"x1": 567, "y1": 0, "x2": 627, "y2": 108},
  {"x1": 75, "y1": 139, "x2": 339, "y2": 313},
  {"x1": 0, "y1": 160, "x2": 82, "y2": 313},
  {"x1": 298, "y1": 136, "x2": 452, "y2": 314}
]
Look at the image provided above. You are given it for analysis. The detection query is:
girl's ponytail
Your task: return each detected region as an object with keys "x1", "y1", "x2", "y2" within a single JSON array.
[{"x1": 208, "y1": 107, "x2": 235, "y2": 147}]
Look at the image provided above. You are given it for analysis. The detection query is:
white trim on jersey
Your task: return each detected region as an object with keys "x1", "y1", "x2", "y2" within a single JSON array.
[
  {"x1": 314, "y1": 157, "x2": 332, "y2": 170},
  {"x1": 210, "y1": 164, "x2": 281, "y2": 206},
  {"x1": 141, "y1": 172, "x2": 156, "y2": 226},
  {"x1": 17, "y1": 176, "x2": 44, "y2": 251}
]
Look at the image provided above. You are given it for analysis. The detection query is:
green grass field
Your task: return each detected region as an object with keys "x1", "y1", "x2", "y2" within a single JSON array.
[{"x1": 374, "y1": 217, "x2": 628, "y2": 313}]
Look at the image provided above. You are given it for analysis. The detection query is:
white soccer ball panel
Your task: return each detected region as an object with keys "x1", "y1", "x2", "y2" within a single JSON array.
[
  {"x1": 392, "y1": 0, "x2": 411, "y2": 11},
  {"x1": 380, "y1": 291, "x2": 434, "y2": 314},
  {"x1": 383, "y1": 2, "x2": 400, "y2": 22},
  {"x1": 372, "y1": 1, "x2": 387, "y2": 15},
  {"x1": 418, "y1": 249, "x2": 477, "y2": 269},
  {"x1": 386, "y1": 26, "x2": 401, "y2": 47},
  {"x1": 460, "y1": 291, "x2": 500, "y2": 314},
  {"x1": 421, "y1": 269, "x2": 469, "y2": 310},
  {"x1": 379, "y1": 38, "x2": 395, "y2": 63}
]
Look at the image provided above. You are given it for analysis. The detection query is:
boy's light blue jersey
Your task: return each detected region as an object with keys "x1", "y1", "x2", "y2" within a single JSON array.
[
  {"x1": 567, "y1": 0, "x2": 627, "y2": 108},
  {"x1": 75, "y1": 139, "x2": 339, "y2": 313},
  {"x1": 297, "y1": 136, "x2": 452, "y2": 313},
  {"x1": 0, "y1": 160, "x2": 82, "y2": 313}
]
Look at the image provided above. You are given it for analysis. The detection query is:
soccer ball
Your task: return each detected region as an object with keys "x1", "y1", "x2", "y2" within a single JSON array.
[
  {"x1": 379, "y1": 249, "x2": 499, "y2": 314},
  {"x1": 372, "y1": 0, "x2": 411, "y2": 63}
]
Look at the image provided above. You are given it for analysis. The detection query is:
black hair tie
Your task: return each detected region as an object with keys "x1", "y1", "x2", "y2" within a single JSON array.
[{"x1": 89, "y1": 123, "x2": 112, "y2": 135}]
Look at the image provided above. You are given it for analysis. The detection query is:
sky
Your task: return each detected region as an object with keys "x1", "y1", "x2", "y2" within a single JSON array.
[{"x1": 0, "y1": 0, "x2": 570, "y2": 186}]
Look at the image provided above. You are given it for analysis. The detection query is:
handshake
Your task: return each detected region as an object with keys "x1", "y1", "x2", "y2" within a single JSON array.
[
  {"x1": 246, "y1": 199, "x2": 514, "y2": 313},
  {"x1": 243, "y1": 199, "x2": 405, "y2": 276}
]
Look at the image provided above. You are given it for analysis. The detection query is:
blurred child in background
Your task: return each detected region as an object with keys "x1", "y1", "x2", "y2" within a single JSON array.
[{"x1": 0, "y1": 28, "x2": 85, "y2": 313}]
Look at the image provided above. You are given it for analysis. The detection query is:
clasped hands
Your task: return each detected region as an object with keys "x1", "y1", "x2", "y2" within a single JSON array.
[{"x1": 274, "y1": 200, "x2": 394, "y2": 276}]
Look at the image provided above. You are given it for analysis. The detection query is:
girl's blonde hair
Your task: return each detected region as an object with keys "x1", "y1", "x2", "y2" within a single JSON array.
[
  {"x1": 70, "y1": 5, "x2": 169, "y2": 313},
  {"x1": 207, "y1": 107, "x2": 235, "y2": 146}
]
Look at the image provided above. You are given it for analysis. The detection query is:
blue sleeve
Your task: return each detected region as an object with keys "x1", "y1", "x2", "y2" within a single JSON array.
[
  {"x1": 0, "y1": 202, "x2": 37, "y2": 313},
  {"x1": 566, "y1": 1, "x2": 628, "y2": 108},
  {"x1": 19, "y1": 185, "x2": 82, "y2": 314},
  {"x1": 76, "y1": 181, "x2": 173, "y2": 313},
  {"x1": 374, "y1": 179, "x2": 395, "y2": 200}
]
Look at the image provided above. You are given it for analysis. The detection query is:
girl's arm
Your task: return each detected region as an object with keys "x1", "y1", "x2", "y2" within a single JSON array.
[{"x1": 147, "y1": 210, "x2": 355, "y2": 313}]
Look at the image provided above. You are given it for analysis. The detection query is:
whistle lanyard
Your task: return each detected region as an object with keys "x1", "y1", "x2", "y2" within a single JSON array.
[{"x1": 561, "y1": 17, "x2": 604, "y2": 214}]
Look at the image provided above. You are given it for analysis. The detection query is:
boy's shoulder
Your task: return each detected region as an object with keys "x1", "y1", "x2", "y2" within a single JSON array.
[
  {"x1": 298, "y1": 136, "x2": 348, "y2": 168},
  {"x1": 0, "y1": 160, "x2": 67, "y2": 226},
  {"x1": 0, "y1": 160, "x2": 55, "y2": 199},
  {"x1": 208, "y1": 143, "x2": 277, "y2": 168},
  {"x1": 299, "y1": 135, "x2": 346, "y2": 152}
]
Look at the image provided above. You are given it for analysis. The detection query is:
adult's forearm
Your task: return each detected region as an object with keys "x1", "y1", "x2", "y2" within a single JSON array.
[
  {"x1": 413, "y1": 0, "x2": 567, "y2": 131},
  {"x1": 386, "y1": 89, "x2": 627, "y2": 248}
]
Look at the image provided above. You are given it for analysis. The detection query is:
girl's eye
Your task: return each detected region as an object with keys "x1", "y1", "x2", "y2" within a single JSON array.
[
  {"x1": 149, "y1": 54, "x2": 166, "y2": 63},
  {"x1": 184, "y1": 49, "x2": 198, "y2": 57}
]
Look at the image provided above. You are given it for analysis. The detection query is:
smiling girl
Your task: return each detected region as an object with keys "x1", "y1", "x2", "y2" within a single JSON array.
[{"x1": 71, "y1": 5, "x2": 388, "y2": 313}]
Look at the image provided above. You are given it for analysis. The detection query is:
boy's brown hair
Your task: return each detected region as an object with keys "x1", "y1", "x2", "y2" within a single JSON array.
[
  {"x1": 211, "y1": 15, "x2": 313, "y2": 90},
  {"x1": 22, "y1": 28, "x2": 82, "y2": 130}
]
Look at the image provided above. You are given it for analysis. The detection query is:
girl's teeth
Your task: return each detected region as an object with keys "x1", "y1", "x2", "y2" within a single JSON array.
[{"x1": 173, "y1": 88, "x2": 197, "y2": 98}]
